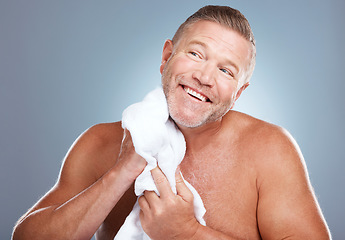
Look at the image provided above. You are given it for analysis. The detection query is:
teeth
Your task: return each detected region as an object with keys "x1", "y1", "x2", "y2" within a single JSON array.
[{"x1": 184, "y1": 87, "x2": 207, "y2": 102}]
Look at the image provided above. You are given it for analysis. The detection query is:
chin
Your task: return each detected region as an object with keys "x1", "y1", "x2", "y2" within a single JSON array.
[
  {"x1": 168, "y1": 111, "x2": 198, "y2": 127},
  {"x1": 169, "y1": 110, "x2": 213, "y2": 129},
  {"x1": 175, "y1": 119, "x2": 204, "y2": 129},
  {"x1": 173, "y1": 108, "x2": 232, "y2": 129}
]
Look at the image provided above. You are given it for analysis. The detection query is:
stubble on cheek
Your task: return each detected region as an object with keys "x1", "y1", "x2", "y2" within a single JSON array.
[{"x1": 161, "y1": 67, "x2": 234, "y2": 128}]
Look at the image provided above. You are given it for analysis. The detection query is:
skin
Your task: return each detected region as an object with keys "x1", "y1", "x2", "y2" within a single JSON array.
[
  {"x1": 12, "y1": 20, "x2": 331, "y2": 240},
  {"x1": 161, "y1": 21, "x2": 250, "y2": 129}
]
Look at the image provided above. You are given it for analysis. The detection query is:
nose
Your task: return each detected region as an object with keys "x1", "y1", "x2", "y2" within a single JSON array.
[{"x1": 192, "y1": 62, "x2": 216, "y2": 87}]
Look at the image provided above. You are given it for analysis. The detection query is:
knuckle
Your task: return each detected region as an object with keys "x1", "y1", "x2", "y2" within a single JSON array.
[
  {"x1": 153, "y1": 176, "x2": 166, "y2": 185},
  {"x1": 175, "y1": 176, "x2": 184, "y2": 184},
  {"x1": 166, "y1": 197, "x2": 176, "y2": 207},
  {"x1": 138, "y1": 196, "x2": 144, "y2": 206}
]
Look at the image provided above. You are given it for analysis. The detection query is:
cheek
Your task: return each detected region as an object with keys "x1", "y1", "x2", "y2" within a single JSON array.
[
  {"x1": 169, "y1": 56, "x2": 196, "y2": 75},
  {"x1": 216, "y1": 80, "x2": 238, "y2": 101}
]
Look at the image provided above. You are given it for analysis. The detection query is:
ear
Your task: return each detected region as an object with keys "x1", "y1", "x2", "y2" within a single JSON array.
[
  {"x1": 230, "y1": 82, "x2": 250, "y2": 109},
  {"x1": 160, "y1": 39, "x2": 174, "y2": 74}
]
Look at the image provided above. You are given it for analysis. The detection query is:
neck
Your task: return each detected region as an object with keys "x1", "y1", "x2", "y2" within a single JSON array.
[{"x1": 176, "y1": 118, "x2": 224, "y2": 154}]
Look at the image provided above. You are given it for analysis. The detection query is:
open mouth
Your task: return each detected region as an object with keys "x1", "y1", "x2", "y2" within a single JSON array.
[{"x1": 183, "y1": 86, "x2": 210, "y2": 102}]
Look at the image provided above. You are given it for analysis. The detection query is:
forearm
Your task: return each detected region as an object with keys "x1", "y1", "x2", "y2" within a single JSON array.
[{"x1": 12, "y1": 164, "x2": 134, "y2": 240}]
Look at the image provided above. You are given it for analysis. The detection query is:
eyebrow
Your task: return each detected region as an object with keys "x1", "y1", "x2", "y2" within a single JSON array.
[
  {"x1": 187, "y1": 40, "x2": 240, "y2": 74},
  {"x1": 188, "y1": 40, "x2": 207, "y2": 49}
]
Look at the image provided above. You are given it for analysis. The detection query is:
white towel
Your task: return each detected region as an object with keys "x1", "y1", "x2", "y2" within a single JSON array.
[{"x1": 114, "y1": 87, "x2": 206, "y2": 240}]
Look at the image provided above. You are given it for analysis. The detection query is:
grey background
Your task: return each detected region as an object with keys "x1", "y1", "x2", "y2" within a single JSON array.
[{"x1": 1, "y1": 0, "x2": 344, "y2": 239}]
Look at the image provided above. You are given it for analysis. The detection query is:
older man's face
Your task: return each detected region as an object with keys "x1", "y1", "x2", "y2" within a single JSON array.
[{"x1": 161, "y1": 20, "x2": 251, "y2": 129}]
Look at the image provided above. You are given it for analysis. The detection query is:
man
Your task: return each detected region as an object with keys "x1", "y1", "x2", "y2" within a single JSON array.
[{"x1": 12, "y1": 5, "x2": 331, "y2": 240}]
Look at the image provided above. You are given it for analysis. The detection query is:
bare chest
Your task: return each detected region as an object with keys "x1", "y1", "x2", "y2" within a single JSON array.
[{"x1": 180, "y1": 153, "x2": 261, "y2": 239}]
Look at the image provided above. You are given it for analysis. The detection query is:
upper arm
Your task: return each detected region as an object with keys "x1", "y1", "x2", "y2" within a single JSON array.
[
  {"x1": 19, "y1": 123, "x2": 123, "y2": 220},
  {"x1": 255, "y1": 127, "x2": 330, "y2": 239}
]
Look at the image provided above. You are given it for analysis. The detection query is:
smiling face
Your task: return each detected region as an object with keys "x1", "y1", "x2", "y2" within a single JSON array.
[{"x1": 161, "y1": 20, "x2": 251, "y2": 129}]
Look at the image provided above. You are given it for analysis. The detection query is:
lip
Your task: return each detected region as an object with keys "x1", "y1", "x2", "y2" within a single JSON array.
[{"x1": 180, "y1": 85, "x2": 211, "y2": 103}]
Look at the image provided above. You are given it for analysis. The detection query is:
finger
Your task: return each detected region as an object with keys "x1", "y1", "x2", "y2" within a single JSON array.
[
  {"x1": 175, "y1": 170, "x2": 194, "y2": 202},
  {"x1": 138, "y1": 195, "x2": 150, "y2": 211},
  {"x1": 143, "y1": 190, "x2": 160, "y2": 205},
  {"x1": 151, "y1": 167, "x2": 173, "y2": 198}
]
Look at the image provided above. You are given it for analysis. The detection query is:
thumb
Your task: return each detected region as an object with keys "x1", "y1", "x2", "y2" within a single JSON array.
[{"x1": 175, "y1": 169, "x2": 194, "y2": 202}]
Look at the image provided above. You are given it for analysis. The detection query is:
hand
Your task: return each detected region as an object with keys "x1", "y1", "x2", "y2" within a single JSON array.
[
  {"x1": 117, "y1": 129, "x2": 146, "y2": 181},
  {"x1": 138, "y1": 167, "x2": 200, "y2": 240}
]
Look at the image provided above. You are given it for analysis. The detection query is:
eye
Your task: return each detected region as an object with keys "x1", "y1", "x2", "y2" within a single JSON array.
[
  {"x1": 219, "y1": 68, "x2": 233, "y2": 77},
  {"x1": 189, "y1": 51, "x2": 201, "y2": 59}
]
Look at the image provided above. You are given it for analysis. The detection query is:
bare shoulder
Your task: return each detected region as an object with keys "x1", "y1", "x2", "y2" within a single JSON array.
[
  {"x1": 75, "y1": 121, "x2": 124, "y2": 156},
  {"x1": 16, "y1": 122, "x2": 126, "y2": 223},
  {"x1": 228, "y1": 110, "x2": 302, "y2": 161},
  {"x1": 241, "y1": 112, "x2": 306, "y2": 183},
  {"x1": 77, "y1": 121, "x2": 124, "y2": 149},
  {"x1": 60, "y1": 121, "x2": 125, "y2": 183},
  {"x1": 226, "y1": 110, "x2": 308, "y2": 188},
  {"x1": 228, "y1": 111, "x2": 330, "y2": 238}
]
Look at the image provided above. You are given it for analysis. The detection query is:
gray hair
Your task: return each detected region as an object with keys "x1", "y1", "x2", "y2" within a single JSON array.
[{"x1": 172, "y1": 5, "x2": 256, "y2": 84}]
